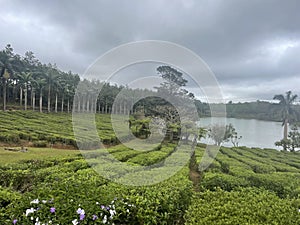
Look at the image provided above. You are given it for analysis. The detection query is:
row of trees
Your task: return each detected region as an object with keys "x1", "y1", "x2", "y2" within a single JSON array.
[
  {"x1": 0, "y1": 44, "x2": 159, "y2": 114},
  {"x1": 0, "y1": 44, "x2": 81, "y2": 112}
]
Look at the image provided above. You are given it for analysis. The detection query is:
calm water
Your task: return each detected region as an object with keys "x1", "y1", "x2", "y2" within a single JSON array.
[{"x1": 199, "y1": 117, "x2": 283, "y2": 149}]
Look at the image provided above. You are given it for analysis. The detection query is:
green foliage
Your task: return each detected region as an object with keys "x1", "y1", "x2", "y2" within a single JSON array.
[
  {"x1": 208, "y1": 123, "x2": 236, "y2": 146},
  {"x1": 185, "y1": 188, "x2": 300, "y2": 225},
  {"x1": 197, "y1": 101, "x2": 300, "y2": 122},
  {"x1": 0, "y1": 186, "x2": 21, "y2": 208},
  {"x1": 0, "y1": 111, "x2": 128, "y2": 148}
]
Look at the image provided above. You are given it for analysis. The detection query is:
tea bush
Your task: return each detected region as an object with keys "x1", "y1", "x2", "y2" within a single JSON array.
[{"x1": 185, "y1": 188, "x2": 300, "y2": 225}]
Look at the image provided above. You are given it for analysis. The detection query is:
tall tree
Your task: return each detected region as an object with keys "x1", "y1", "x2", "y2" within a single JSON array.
[
  {"x1": 34, "y1": 78, "x2": 47, "y2": 113},
  {"x1": 0, "y1": 44, "x2": 15, "y2": 110},
  {"x1": 45, "y1": 65, "x2": 59, "y2": 112},
  {"x1": 155, "y1": 65, "x2": 188, "y2": 96},
  {"x1": 17, "y1": 72, "x2": 32, "y2": 110},
  {"x1": 273, "y1": 91, "x2": 298, "y2": 150}
]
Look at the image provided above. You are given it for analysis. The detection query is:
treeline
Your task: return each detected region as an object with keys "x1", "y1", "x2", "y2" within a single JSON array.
[
  {"x1": 197, "y1": 101, "x2": 300, "y2": 122},
  {"x1": 0, "y1": 44, "x2": 156, "y2": 114},
  {"x1": 2, "y1": 44, "x2": 299, "y2": 122}
]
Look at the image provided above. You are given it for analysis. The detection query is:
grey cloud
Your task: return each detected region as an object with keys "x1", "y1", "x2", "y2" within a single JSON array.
[{"x1": 0, "y1": 0, "x2": 300, "y2": 101}]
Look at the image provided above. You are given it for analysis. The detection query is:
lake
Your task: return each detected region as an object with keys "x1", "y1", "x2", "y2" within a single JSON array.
[{"x1": 198, "y1": 117, "x2": 283, "y2": 149}]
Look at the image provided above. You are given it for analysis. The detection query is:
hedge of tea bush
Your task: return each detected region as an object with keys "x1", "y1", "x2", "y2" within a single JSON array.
[{"x1": 184, "y1": 188, "x2": 300, "y2": 225}]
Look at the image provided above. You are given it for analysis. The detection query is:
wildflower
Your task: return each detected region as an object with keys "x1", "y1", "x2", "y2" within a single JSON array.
[
  {"x1": 72, "y1": 219, "x2": 78, "y2": 225},
  {"x1": 30, "y1": 199, "x2": 39, "y2": 204},
  {"x1": 26, "y1": 208, "x2": 36, "y2": 216},
  {"x1": 50, "y1": 207, "x2": 56, "y2": 213},
  {"x1": 109, "y1": 209, "x2": 116, "y2": 216},
  {"x1": 101, "y1": 205, "x2": 105, "y2": 209},
  {"x1": 102, "y1": 215, "x2": 107, "y2": 224},
  {"x1": 12, "y1": 219, "x2": 17, "y2": 224},
  {"x1": 42, "y1": 200, "x2": 47, "y2": 204},
  {"x1": 92, "y1": 215, "x2": 98, "y2": 220},
  {"x1": 79, "y1": 213, "x2": 85, "y2": 220},
  {"x1": 76, "y1": 208, "x2": 85, "y2": 215},
  {"x1": 96, "y1": 202, "x2": 99, "y2": 205}
]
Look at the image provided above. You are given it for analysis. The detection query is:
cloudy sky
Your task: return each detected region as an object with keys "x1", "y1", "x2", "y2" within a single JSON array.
[{"x1": 0, "y1": 0, "x2": 300, "y2": 102}]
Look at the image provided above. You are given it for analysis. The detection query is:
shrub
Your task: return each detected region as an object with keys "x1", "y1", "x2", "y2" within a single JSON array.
[{"x1": 185, "y1": 188, "x2": 300, "y2": 225}]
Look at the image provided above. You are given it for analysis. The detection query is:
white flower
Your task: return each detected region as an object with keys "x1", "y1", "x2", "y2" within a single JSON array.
[
  {"x1": 126, "y1": 209, "x2": 130, "y2": 213},
  {"x1": 102, "y1": 215, "x2": 107, "y2": 224},
  {"x1": 26, "y1": 208, "x2": 36, "y2": 216},
  {"x1": 34, "y1": 222, "x2": 40, "y2": 225},
  {"x1": 72, "y1": 219, "x2": 78, "y2": 225},
  {"x1": 109, "y1": 209, "x2": 116, "y2": 216},
  {"x1": 30, "y1": 199, "x2": 39, "y2": 204},
  {"x1": 42, "y1": 200, "x2": 47, "y2": 204},
  {"x1": 76, "y1": 208, "x2": 85, "y2": 215},
  {"x1": 96, "y1": 202, "x2": 99, "y2": 205},
  {"x1": 31, "y1": 216, "x2": 34, "y2": 220},
  {"x1": 36, "y1": 217, "x2": 39, "y2": 221}
]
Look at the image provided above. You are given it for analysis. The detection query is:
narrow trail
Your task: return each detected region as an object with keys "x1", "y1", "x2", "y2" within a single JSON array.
[{"x1": 189, "y1": 152, "x2": 202, "y2": 192}]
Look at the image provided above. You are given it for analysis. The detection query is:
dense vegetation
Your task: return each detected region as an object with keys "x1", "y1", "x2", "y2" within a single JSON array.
[
  {"x1": 0, "y1": 111, "x2": 123, "y2": 148},
  {"x1": 197, "y1": 101, "x2": 300, "y2": 122},
  {"x1": 0, "y1": 143, "x2": 299, "y2": 224}
]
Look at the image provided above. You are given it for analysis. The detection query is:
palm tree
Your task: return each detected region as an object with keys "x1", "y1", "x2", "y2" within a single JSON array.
[
  {"x1": 45, "y1": 65, "x2": 59, "y2": 112},
  {"x1": 0, "y1": 44, "x2": 15, "y2": 111},
  {"x1": 273, "y1": 91, "x2": 298, "y2": 149},
  {"x1": 17, "y1": 72, "x2": 32, "y2": 110},
  {"x1": 34, "y1": 78, "x2": 47, "y2": 113}
]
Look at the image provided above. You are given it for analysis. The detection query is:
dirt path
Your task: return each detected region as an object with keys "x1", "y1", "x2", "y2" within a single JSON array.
[{"x1": 189, "y1": 152, "x2": 202, "y2": 192}]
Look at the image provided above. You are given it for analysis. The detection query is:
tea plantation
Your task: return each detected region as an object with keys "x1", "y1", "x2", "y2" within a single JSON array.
[
  {"x1": 0, "y1": 111, "x2": 300, "y2": 224},
  {"x1": 0, "y1": 111, "x2": 124, "y2": 147}
]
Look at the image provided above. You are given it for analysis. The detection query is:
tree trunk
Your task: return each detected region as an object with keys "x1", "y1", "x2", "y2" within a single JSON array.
[
  {"x1": 32, "y1": 89, "x2": 35, "y2": 111},
  {"x1": 30, "y1": 88, "x2": 33, "y2": 107},
  {"x1": 20, "y1": 87, "x2": 23, "y2": 107},
  {"x1": 55, "y1": 92, "x2": 58, "y2": 113},
  {"x1": 67, "y1": 99, "x2": 70, "y2": 113},
  {"x1": 61, "y1": 94, "x2": 64, "y2": 112},
  {"x1": 24, "y1": 87, "x2": 27, "y2": 110},
  {"x1": 39, "y1": 91, "x2": 43, "y2": 113},
  {"x1": 3, "y1": 80, "x2": 6, "y2": 111},
  {"x1": 87, "y1": 97, "x2": 90, "y2": 112},
  {"x1": 283, "y1": 118, "x2": 288, "y2": 140},
  {"x1": 48, "y1": 84, "x2": 51, "y2": 112},
  {"x1": 283, "y1": 118, "x2": 289, "y2": 150},
  {"x1": 77, "y1": 97, "x2": 80, "y2": 112}
]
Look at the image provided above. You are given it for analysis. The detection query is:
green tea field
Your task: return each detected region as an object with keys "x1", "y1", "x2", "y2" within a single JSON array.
[{"x1": 1, "y1": 141, "x2": 300, "y2": 224}]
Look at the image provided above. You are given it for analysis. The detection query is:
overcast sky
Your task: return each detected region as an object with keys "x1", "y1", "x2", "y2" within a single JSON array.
[{"x1": 0, "y1": 0, "x2": 300, "y2": 102}]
